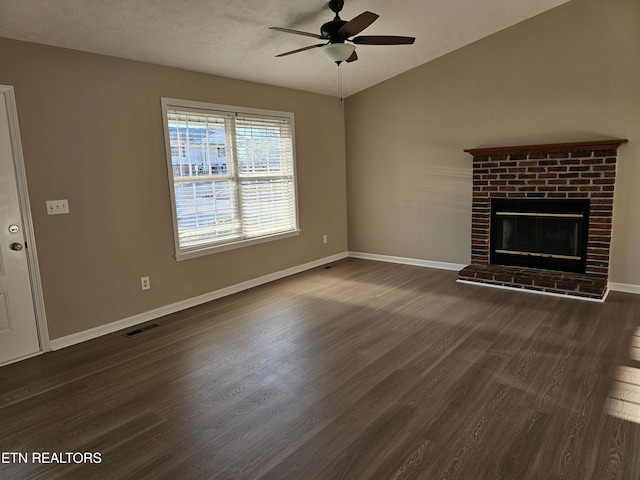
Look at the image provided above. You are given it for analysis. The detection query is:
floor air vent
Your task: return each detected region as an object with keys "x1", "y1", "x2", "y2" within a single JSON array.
[{"x1": 124, "y1": 323, "x2": 160, "y2": 338}]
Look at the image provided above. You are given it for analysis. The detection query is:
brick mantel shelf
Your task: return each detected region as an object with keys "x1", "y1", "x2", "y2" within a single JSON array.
[{"x1": 459, "y1": 139, "x2": 628, "y2": 301}]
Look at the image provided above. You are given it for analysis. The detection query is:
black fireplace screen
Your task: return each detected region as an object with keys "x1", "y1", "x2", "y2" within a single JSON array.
[{"x1": 490, "y1": 198, "x2": 590, "y2": 273}]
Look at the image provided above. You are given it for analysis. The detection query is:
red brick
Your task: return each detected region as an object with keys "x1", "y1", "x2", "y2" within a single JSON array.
[
  {"x1": 593, "y1": 165, "x2": 616, "y2": 171},
  {"x1": 579, "y1": 285, "x2": 606, "y2": 295},
  {"x1": 588, "y1": 235, "x2": 612, "y2": 243},
  {"x1": 571, "y1": 150, "x2": 594, "y2": 158},
  {"x1": 495, "y1": 274, "x2": 514, "y2": 282},
  {"x1": 590, "y1": 216, "x2": 612, "y2": 223},
  {"x1": 477, "y1": 271, "x2": 495, "y2": 281},
  {"x1": 513, "y1": 276, "x2": 534, "y2": 285},
  {"x1": 590, "y1": 192, "x2": 614, "y2": 198},
  {"x1": 534, "y1": 279, "x2": 557, "y2": 288},
  {"x1": 555, "y1": 283, "x2": 579, "y2": 292},
  {"x1": 558, "y1": 158, "x2": 580, "y2": 165}
]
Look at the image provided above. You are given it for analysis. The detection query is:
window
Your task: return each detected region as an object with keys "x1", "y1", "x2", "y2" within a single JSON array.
[{"x1": 161, "y1": 98, "x2": 299, "y2": 260}]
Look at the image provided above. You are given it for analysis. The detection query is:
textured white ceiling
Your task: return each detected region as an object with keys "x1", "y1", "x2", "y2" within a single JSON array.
[{"x1": 0, "y1": 0, "x2": 570, "y2": 97}]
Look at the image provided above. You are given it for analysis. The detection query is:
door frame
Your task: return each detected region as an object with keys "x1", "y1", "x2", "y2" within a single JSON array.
[{"x1": 1, "y1": 84, "x2": 50, "y2": 358}]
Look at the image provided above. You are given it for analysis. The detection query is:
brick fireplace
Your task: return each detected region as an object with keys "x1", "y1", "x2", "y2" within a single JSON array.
[{"x1": 458, "y1": 139, "x2": 627, "y2": 300}]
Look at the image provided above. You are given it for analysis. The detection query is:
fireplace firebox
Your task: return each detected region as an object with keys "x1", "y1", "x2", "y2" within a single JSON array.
[{"x1": 490, "y1": 198, "x2": 589, "y2": 273}]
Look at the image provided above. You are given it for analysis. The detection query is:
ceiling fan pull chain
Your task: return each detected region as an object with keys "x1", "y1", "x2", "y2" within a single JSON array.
[{"x1": 338, "y1": 63, "x2": 344, "y2": 105}]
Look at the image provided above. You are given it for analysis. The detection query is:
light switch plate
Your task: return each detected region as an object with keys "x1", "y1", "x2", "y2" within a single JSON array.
[{"x1": 46, "y1": 199, "x2": 69, "y2": 215}]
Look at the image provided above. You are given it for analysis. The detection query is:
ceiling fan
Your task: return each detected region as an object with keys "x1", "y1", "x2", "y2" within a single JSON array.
[{"x1": 270, "y1": 0, "x2": 415, "y2": 65}]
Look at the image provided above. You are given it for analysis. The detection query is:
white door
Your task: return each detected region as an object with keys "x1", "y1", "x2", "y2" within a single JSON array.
[{"x1": 0, "y1": 88, "x2": 41, "y2": 365}]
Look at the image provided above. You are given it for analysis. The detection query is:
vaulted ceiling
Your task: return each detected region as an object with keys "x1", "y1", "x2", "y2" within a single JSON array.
[{"x1": 0, "y1": 0, "x2": 570, "y2": 97}]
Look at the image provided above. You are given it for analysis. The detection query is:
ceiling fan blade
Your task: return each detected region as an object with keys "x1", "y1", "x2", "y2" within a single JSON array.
[
  {"x1": 352, "y1": 35, "x2": 416, "y2": 45},
  {"x1": 339, "y1": 11, "x2": 379, "y2": 37},
  {"x1": 345, "y1": 50, "x2": 358, "y2": 63},
  {"x1": 269, "y1": 27, "x2": 324, "y2": 39},
  {"x1": 275, "y1": 44, "x2": 326, "y2": 57}
]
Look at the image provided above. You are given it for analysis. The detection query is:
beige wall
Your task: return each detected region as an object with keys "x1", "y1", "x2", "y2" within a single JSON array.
[
  {"x1": 0, "y1": 38, "x2": 348, "y2": 339},
  {"x1": 345, "y1": 0, "x2": 640, "y2": 286}
]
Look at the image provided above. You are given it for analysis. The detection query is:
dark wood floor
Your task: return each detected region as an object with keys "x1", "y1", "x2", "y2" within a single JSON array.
[{"x1": 2, "y1": 258, "x2": 640, "y2": 479}]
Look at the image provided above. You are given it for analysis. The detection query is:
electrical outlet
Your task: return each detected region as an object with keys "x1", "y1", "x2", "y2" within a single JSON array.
[
  {"x1": 323, "y1": 234, "x2": 328, "y2": 244},
  {"x1": 141, "y1": 276, "x2": 151, "y2": 291},
  {"x1": 46, "y1": 199, "x2": 69, "y2": 215}
]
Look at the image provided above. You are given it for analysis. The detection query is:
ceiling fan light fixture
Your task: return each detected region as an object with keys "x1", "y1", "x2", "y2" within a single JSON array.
[{"x1": 323, "y1": 43, "x2": 355, "y2": 64}]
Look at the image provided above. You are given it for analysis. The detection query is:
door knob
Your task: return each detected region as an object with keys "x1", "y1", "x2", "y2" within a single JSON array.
[{"x1": 9, "y1": 242, "x2": 23, "y2": 251}]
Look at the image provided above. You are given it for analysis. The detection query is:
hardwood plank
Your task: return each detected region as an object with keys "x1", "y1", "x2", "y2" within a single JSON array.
[
  {"x1": 159, "y1": 387, "x2": 320, "y2": 479},
  {"x1": 310, "y1": 403, "x2": 418, "y2": 480},
  {"x1": 0, "y1": 382, "x2": 89, "y2": 438},
  {"x1": 258, "y1": 368, "x2": 422, "y2": 480}
]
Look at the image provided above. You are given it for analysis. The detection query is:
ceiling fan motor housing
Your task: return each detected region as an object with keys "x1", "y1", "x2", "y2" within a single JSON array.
[{"x1": 321, "y1": 19, "x2": 349, "y2": 42}]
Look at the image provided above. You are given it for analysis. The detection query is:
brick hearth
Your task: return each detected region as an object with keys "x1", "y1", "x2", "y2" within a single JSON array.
[{"x1": 459, "y1": 139, "x2": 627, "y2": 300}]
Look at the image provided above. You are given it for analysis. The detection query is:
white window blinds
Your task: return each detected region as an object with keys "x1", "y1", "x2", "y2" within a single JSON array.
[{"x1": 162, "y1": 99, "x2": 298, "y2": 259}]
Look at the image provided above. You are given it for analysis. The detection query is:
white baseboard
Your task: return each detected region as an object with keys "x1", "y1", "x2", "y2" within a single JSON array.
[
  {"x1": 50, "y1": 252, "x2": 348, "y2": 351},
  {"x1": 608, "y1": 282, "x2": 640, "y2": 295},
  {"x1": 348, "y1": 251, "x2": 466, "y2": 272},
  {"x1": 350, "y1": 251, "x2": 640, "y2": 300},
  {"x1": 48, "y1": 250, "x2": 640, "y2": 351}
]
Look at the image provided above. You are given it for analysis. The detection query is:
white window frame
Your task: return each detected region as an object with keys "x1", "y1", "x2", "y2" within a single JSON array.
[{"x1": 161, "y1": 98, "x2": 300, "y2": 261}]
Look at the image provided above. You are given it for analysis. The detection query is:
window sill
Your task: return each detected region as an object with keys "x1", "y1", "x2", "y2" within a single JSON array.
[{"x1": 175, "y1": 229, "x2": 301, "y2": 261}]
